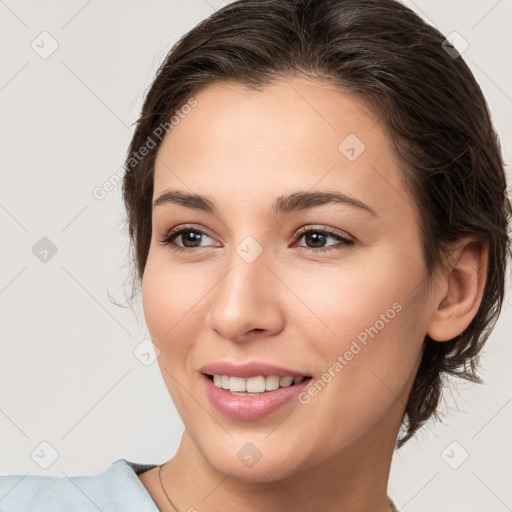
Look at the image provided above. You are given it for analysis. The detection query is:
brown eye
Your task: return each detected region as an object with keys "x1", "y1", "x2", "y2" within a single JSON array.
[
  {"x1": 159, "y1": 225, "x2": 216, "y2": 253},
  {"x1": 294, "y1": 227, "x2": 354, "y2": 252}
]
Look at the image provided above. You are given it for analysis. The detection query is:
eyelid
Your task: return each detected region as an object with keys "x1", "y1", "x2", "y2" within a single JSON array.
[{"x1": 294, "y1": 224, "x2": 354, "y2": 242}]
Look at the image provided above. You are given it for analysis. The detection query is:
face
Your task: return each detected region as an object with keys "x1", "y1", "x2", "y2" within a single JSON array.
[{"x1": 142, "y1": 77, "x2": 433, "y2": 482}]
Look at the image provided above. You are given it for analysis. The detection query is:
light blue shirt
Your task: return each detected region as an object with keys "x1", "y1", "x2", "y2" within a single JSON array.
[{"x1": 0, "y1": 458, "x2": 160, "y2": 511}]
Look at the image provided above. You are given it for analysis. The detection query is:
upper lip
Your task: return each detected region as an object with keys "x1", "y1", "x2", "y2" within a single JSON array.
[{"x1": 200, "y1": 361, "x2": 311, "y2": 378}]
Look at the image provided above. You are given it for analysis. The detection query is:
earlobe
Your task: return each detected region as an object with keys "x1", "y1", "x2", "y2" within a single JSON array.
[{"x1": 427, "y1": 238, "x2": 488, "y2": 342}]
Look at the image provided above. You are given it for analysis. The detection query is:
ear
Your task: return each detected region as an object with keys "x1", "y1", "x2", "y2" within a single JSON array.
[{"x1": 427, "y1": 237, "x2": 488, "y2": 342}]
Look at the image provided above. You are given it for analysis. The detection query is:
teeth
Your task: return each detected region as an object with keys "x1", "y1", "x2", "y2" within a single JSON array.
[
  {"x1": 247, "y1": 376, "x2": 265, "y2": 393},
  {"x1": 280, "y1": 376, "x2": 294, "y2": 387},
  {"x1": 210, "y1": 374, "x2": 307, "y2": 393},
  {"x1": 265, "y1": 375, "x2": 280, "y2": 391},
  {"x1": 229, "y1": 376, "x2": 246, "y2": 392}
]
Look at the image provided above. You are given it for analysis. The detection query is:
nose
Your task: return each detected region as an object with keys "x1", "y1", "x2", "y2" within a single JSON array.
[{"x1": 206, "y1": 244, "x2": 285, "y2": 343}]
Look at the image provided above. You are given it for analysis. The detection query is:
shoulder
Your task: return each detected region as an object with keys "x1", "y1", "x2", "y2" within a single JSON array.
[{"x1": 0, "y1": 459, "x2": 159, "y2": 512}]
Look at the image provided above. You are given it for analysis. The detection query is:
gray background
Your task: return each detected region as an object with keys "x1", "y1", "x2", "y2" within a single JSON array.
[{"x1": 0, "y1": 1, "x2": 511, "y2": 511}]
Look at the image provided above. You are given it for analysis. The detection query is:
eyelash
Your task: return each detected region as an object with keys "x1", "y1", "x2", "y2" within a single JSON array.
[{"x1": 159, "y1": 224, "x2": 355, "y2": 254}]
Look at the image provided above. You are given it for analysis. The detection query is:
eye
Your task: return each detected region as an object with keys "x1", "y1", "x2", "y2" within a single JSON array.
[
  {"x1": 159, "y1": 224, "x2": 216, "y2": 253},
  {"x1": 293, "y1": 226, "x2": 354, "y2": 253}
]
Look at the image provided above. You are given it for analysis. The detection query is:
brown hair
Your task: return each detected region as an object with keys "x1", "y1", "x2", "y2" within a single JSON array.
[{"x1": 122, "y1": 0, "x2": 511, "y2": 447}]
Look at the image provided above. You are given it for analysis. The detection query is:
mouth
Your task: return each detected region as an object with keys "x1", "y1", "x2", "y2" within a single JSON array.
[
  {"x1": 203, "y1": 373, "x2": 313, "y2": 396},
  {"x1": 201, "y1": 371, "x2": 314, "y2": 421}
]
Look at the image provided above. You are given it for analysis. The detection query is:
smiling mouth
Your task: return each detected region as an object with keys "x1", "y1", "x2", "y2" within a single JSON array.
[{"x1": 204, "y1": 373, "x2": 313, "y2": 395}]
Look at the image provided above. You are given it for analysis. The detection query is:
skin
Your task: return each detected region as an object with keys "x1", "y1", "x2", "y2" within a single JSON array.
[{"x1": 137, "y1": 77, "x2": 488, "y2": 512}]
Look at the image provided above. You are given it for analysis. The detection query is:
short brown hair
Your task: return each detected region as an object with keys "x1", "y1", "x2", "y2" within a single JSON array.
[{"x1": 122, "y1": 0, "x2": 511, "y2": 447}]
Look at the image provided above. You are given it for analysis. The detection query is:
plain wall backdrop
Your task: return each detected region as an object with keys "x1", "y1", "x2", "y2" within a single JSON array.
[{"x1": 1, "y1": 1, "x2": 511, "y2": 511}]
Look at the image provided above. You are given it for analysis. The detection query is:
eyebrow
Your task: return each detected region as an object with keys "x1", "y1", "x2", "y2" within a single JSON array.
[{"x1": 152, "y1": 189, "x2": 378, "y2": 218}]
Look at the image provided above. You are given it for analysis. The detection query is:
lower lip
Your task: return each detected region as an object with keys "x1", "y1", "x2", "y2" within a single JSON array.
[{"x1": 201, "y1": 373, "x2": 313, "y2": 421}]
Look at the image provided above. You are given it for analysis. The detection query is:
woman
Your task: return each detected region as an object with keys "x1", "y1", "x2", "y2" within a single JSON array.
[{"x1": 1, "y1": 0, "x2": 510, "y2": 510}]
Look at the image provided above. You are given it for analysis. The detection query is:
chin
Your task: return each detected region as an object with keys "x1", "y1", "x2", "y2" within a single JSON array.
[
  {"x1": 211, "y1": 455, "x2": 298, "y2": 484},
  {"x1": 194, "y1": 434, "x2": 314, "y2": 484}
]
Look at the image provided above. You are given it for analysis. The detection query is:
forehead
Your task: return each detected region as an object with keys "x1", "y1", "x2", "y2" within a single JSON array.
[{"x1": 152, "y1": 77, "x2": 414, "y2": 223}]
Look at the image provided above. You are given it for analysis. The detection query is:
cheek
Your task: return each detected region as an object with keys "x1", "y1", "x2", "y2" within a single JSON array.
[
  {"x1": 280, "y1": 246, "x2": 424, "y2": 346},
  {"x1": 291, "y1": 302, "x2": 426, "y2": 454},
  {"x1": 285, "y1": 249, "x2": 427, "y2": 403},
  {"x1": 141, "y1": 255, "x2": 209, "y2": 362},
  {"x1": 141, "y1": 256, "x2": 210, "y2": 416}
]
